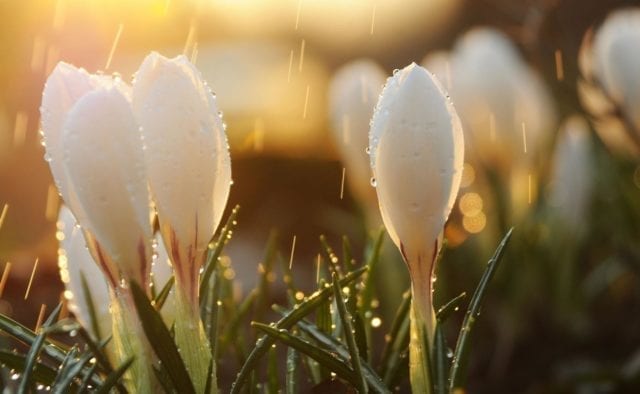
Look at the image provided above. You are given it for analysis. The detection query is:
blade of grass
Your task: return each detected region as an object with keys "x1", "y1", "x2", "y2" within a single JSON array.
[
  {"x1": 432, "y1": 325, "x2": 448, "y2": 394},
  {"x1": 230, "y1": 266, "x2": 368, "y2": 394},
  {"x1": 96, "y1": 357, "x2": 135, "y2": 394},
  {"x1": 435, "y1": 292, "x2": 467, "y2": 322},
  {"x1": 130, "y1": 281, "x2": 196, "y2": 394},
  {"x1": 286, "y1": 345, "x2": 299, "y2": 394},
  {"x1": 77, "y1": 363, "x2": 98, "y2": 392},
  {"x1": 19, "y1": 303, "x2": 62, "y2": 393},
  {"x1": 0, "y1": 350, "x2": 57, "y2": 386},
  {"x1": 52, "y1": 351, "x2": 94, "y2": 394},
  {"x1": 332, "y1": 272, "x2": 367, "y2": 393},
  {"x1": 153, "y1": 276, "x2": 174, "y2": 311},
  {"x1": 199, "y1": 205, "x2": 240, "y2": 306},
  {"x1": 267, "y1": 346, "x2": 279, "y2": 393},
  {"x1": 0, "y1": 314, "x2": 68, "y2": 362},
  {"x1": 379, "y1": 290, "x2": 411, "y2": 379},
  {"x1": 448, "y1": 228, "x2": 514, "y2": 391},
  {"x1": 253, "y1": 323, "x2": 358, "y2": 385},
  {"x1": 281, "y1": 312, "x2": 389, "y2": 394},
  {"x1": 49, "y1": 346, "x2": 78, "y2": 390},
  {"x1": 360, "y1": 228, "x2": 385, "y2": 321},
  {"x1": 319, "y1": 235, "x2": 341, "y2": 275}
]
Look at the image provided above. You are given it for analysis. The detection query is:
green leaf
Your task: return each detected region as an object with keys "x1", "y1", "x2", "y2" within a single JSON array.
[
  {"x1": 0, "y1": 350, "x2": 57, "y2": 386},
  {"x1": 379, "y1": 290, "x2": 411, "y2": 381},
  {"x1": 436, "y1": 292, "x2": 467, "y2": 322},
  {"x1": 353, "y1": 312, "x2": 369, "y2": 362},
  {"x1": 50, "y1": 346, "x2": 78, "y2": 390},
  {"x1": 285, "y1": 345, "x2": 298, "y2": 394},
  {"x1": 130, "y1": 281, "x2": 196, "y2": 394},
  {"x1": 332, "y1": 272, "x2": 367, "y2": 393},
  {"x1": 285, "y1": 313, "x2": 390, "y2": 394},
  {"x1": 341, "y1": 236, "x2": 358, "y2": 315},
  {"x1": 432, "y1": 325, "x2": 448, "y2": 394},
  {"x1": 267, "y1": 345, "x2": 279, "y2": 393},
  {"x1": 448, "y1": 227, "x2": 514, "y2": 391},
  {"x1": 0, "y1": 313, "x2": 68, "y2": 363},
  {"x1": 19, "y1": 303, "x2": 62, "y2": 393},
  {"x1": 154, "y1": 276, "x2": 175, "y2": 311},
  {"x1": 96, "y1": 357, "x2": 135, "y2": 394},
  {"x1": 78, "y1": 363, "x2": 98, "y2": 392},
  {"x1": 253, "y1": 323, "x2": 358, "y2": 385},
  {"x1": 319, "y1": 235, "x2": 341, "y2": 274},
  {"x1": 199, "y1": 205, "x2": 240, "y2": 309},
  {"x1": 51, "y1": 351, "x2": 94, "y2": 394},
  {"x1": 360, "y1": 228, "x2": 385, "y2": 323},
  {"x1": 230, "y1": 266, "x2": 368, "y2": 394}
]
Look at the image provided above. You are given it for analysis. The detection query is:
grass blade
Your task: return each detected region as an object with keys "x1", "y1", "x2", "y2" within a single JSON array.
[
  {"x1": 0, "y1": 313, "x2": 68, "y2": 363},
  {"x1": 0, "y1": 350, "x2": 57, "y2": 386},
  {"x1": 379, "y1": 290, "x2": 411, "y2": 379},
  {"x1": 19, "y1": 303, "x2": 62, "y2": 393},
  {"x1": 96, "y1": 357, "x2": 135, "y2": 394},
  {"x1": 253, "y1": 323, "x2": 358, "y2": 385},
  {"x1": 436, "y1": 292, "x2": 466, "y2": 322},
  {"x1": 199, "y1": 205, "x2": 239, "y2": 307},
  {"x1": 286, "y1": 345, "x2": 298, "y2": 393},
  {"x1": 432, "y1": 325, "x2": 448, "y2": 394},
  {"x1": 230, "y1": 266, "x2": 368, "y2": 394},
  {"x1": 332, "y1": 271, "x2": 367, "y2": 393},
  {"x1": 448, "y1": 228, "x2": 514, "y2": 391},
  {"x1": 130, "y1": 281, "x2": 196, "y2": 394},
  {"x1": 153, "y1": 276, "x2": 175, "y2": 311},
  {"x1": 52, "y1": 351, "x2": 94, "y2": 394},
  {"x1": 285, "y1": 313, "x2": 390, "y2": 394},
  {"x1": 267, "y1": 345, "x2": 279, "y2": 393}
]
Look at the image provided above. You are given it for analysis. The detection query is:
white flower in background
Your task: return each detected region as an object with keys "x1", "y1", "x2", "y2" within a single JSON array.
[
  {"x1": 578, "y1": 8, "x2": 640, "y2": 157},
  {"x1": 592, "y1": 8, "x2": 640, "y2": 133},
  {"x1": 328, "y1": 59, "x2": 386, "y2": 216},
  {"x1": 58, "y1": 207, "x2": 175, "y2": 339},
  {"x1": 42, "y1": 65, "x2": 153, "y2": 288},
  {"x1": 548, "y1": 116, "x2": 594, "y2": 233},
  {"x1": 132, "y1": 52, "x2": 231, "y2": 304},
  {"x1": 369, "y1": 63, "x2": 464, "y2": 391},
  {"x1": 442, "y1": 27, "x2": 555, "y2": 171}
]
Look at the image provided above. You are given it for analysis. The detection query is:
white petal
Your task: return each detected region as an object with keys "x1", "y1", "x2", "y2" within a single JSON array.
[
  {"x1": 328, "y1": 59, "x2": 386, "y2": 207},
  {"x1": 549, "y1": 115, "x2": 594, "y2": 231},
  {"x1": 370, "y1": 63, "x2": 464, "y2": 264},
  {"x1": 57, "y1": 206, "x2": 111, "y2": 338},
  {"x1": 133, "y1": 53, "x2": 231, "y2": 275},
  {"x1": 593, "y1": 8, "x2": 640, "y2": 132},
  {"x1": 62, "y1": 87, "x2": 152, "y2": 285},
  {"x1": 449, "y1": 28, "x2": 555, "y2": 169}
]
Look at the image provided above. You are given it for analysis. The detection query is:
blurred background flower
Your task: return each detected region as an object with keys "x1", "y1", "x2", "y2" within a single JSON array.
[{"x1": 3, "y1": 0, "x2": 640, "y2": 392}]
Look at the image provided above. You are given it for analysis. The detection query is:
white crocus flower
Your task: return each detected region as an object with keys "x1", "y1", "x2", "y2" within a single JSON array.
[
  {"x1": 132, "y1": 52, "x2": 231, "y2": 302},
  {"x1": 328, "y1": 59, "x2": 386, "y2": 220},
  {"x1": 449, "y1": 28, "x2": 555, "y2": 171},
  {"x1": 592, "y1": 8, "x2": 640, "y2": 134},
  {"x1": 549, "y1": 116, "x2": 594, "y2": 233},
  {"x1": 369, "y1": 63, "x2": 464, "y2": 392},
  {"x1": 132, "y1": 52, "x2": 230, "y2": 393},
  {"x1": 41, "y1": 63, "x2": 157, "y2": 392}
]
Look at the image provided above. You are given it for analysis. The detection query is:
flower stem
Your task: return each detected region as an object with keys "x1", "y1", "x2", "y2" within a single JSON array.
[
  {"x1": 409, "y1": 282, "x2": 435, "y2": 394},
  {"x1": 110, "y1": 289, "x2": 159, "y2": 393},
  {"x1": 174, "y1": 280, "x2": 216, "y2": 393}
]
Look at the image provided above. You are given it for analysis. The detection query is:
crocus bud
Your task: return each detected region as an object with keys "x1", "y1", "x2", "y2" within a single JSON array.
[
  {"x1": 132, "y1": 52, "x2": 231, "y2": 303},
  {"x1": 592, "y1": 8, "x2": 640, "y2": 133},
  {"x1": 328, "y1": 59, "x2": 386, "y2": 218},
  {"x1": 133, "y1": 52, "x2": 230, "y2": 393},
  {"x1": 369, "y1": 63, "x2": 464, "y2": 391},
  {"x1": 548, "y1": 116, "x2": 593, "y2": 233}
]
